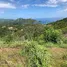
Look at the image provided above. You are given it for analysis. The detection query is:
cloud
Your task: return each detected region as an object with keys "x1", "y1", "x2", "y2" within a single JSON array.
[
  {"x1": 57, "y1": 7, "x2": 67, "y2": 14},
  {"x1": 39, "y1": 0, "x2": 67, "y2": 7},
  {"x1": 63, "y1": 8, "x2": 67, "y2": 11},
  {"x1": 47, "y1": 0, "x2": 58, "y2": 4},
  {"x1": 47, "y1": 0, "x2": 67, "y2": 4},
  {"x1": 1, "y1": 0, "x2": 67, "y2": 8},
  {"x1": 22, "y1": 4, "x2": 29, "y2": 8},
  {"x1": 0, "y1": 3, "x2": 16, "y2": 9},
  {"x1": 59, "y1": 0, "x2": 67, "y2": 2},
  {"x1": 59, "y1": 8, "x2": 67, "y2": 12},
  {"x1": 33, "y1": 4, "x2": 58, "y2": 7},
  {"x1": 32, "y1": 0, "x2": 58, "y2": 7}
]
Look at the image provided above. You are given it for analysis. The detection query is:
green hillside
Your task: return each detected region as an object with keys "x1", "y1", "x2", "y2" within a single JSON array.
[
  {"x1": 0, "y1": 18, "x2": 67, "y2": 67},
  {"x1": 49, "y1": 18, "x2": 67, "y2": 29},
  {"x1": 0, "y1": 18, "x2": 38, "y2": 25},
  {"x1": 48, "y1": 18, "x2": 67, "y2": 34}
]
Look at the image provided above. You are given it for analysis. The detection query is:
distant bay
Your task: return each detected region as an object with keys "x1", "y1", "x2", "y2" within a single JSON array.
[{"x1": 35, "y1": 18, "x2": 62, "y2": 24}]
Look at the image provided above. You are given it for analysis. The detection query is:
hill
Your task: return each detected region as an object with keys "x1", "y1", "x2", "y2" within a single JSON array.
[
  {"x1": 0, "y1": 18, "x2": 38, "y2": 26},
  {"x1": 48, "y1": 18, "x2": 67, "y2": 34},
  {"x1": 49, "y1": 18, "x2": 67, "y2": 29}
]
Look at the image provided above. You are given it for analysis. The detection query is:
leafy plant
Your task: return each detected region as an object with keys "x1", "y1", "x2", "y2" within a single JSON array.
[
  {"x1": 44, "y1": 26, "x2": 62, "y2": 43},
  {"x1": 4, "y1": 34, "x2": 13, "y2": 44},
  {"x1": 22, "y1": 41, "x2": 52, "y2": 67}
]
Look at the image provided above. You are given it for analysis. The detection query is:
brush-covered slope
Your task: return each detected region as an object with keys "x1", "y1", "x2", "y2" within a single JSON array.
[
  {"x1": 0, "y1": 18, "x2": 38, "y2": 26},
  {"x1": 49, "y1": 18, "x2": 67, "y2": 34},
  {"x1": 49, "y1": 18, "x2": 67, "y2": 29}
]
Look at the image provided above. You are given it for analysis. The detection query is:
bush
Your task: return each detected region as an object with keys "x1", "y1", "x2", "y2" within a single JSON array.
[
  {"x1": 63, "y1": 37, "x2": 67, "y2": 44},
  {"x1": 61, "y1": 61, "x2": 67, "y2": 67},
  {"x1": 4, "y1": 34, "x2": 13, "y2": 44},
  {"x1": 22, "y1": 41, "x2": 52, "y2": 67},
  {"x1": 44, "y1": 26, "x2": 63, "y2": 43}
]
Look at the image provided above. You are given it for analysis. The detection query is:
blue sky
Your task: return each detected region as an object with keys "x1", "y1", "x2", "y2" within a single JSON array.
[{"x1": 0, "y1": 0, "x2": 67, "y2": 19}]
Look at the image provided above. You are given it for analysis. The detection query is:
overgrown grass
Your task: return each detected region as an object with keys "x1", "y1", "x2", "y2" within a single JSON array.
[
  {"x1": 0, "y1": 39, "x2": 67, "y2": 48},
  {"x1": 0, "y1": 47, "x2": 25, "y2": 67},
  {"x1": 21, "y1": 41, "x2": 52, "y2": 67},
  {"x1": 0, "y1": 40, "x2": 67, "y2": 67}
]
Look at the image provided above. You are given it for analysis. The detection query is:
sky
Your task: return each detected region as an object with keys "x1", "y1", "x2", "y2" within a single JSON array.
[{"x1": 0, "y1": 0, "x2": 67, "y2": 19}]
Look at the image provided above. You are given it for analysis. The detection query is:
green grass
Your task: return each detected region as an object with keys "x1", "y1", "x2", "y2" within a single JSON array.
[
  {"x1": 0, "y1": 40, "x2": 67, "y2": 48},
  {"x1": 0, "y1": 40, "x2": 67, "y2": 67}
]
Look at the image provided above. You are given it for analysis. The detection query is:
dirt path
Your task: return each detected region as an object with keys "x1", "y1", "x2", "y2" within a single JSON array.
[
  {"x1": 0, "y1": 47, "x2": 20, "y2": 52},
  {"x1": 49, "y1": 47, "x2": 67, "y2": 54}
]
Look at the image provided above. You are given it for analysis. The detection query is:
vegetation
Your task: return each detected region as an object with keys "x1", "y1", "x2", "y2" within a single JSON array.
[
  {"x1": 44, "y1": 26, "x2": 62, "y2": 43},
  {"x1": 49, "y1": 18, "x2": 67, "y2": 34},
  {"x1": 49, "y1": 18, "x2": 67, "y2": 29},
  {"x1": 0, "y1": 18, "x2": 67, "y2": 67},
  {"x1": 22, "y1": 41, "x2": 51, "y2": 67}
]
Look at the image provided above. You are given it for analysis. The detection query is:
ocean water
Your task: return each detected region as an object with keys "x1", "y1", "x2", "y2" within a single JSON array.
[{"x1": 35, "y1": 18, "x2": 62, "y2": 24}]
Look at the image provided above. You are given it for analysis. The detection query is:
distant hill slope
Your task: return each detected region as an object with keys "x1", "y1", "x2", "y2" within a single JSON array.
[
  {"x1": 49, "y1": 18, "x2": 67, "y2": 29},
  {"x1": 48, "y1": 18, "x2": 67, "y2": 34},
  {"x1": 0, "y1": 18, "x2": 38, "y2": 26}
]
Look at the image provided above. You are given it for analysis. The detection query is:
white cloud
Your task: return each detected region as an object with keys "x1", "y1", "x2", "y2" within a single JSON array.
[
  {"x1": 22, "y1": 4, "x2": 29, "y2": 8},
  {"x1": 47, "y1": 0, "x2": 67, "y2": 4},
  {"x1": 0, "y1": 3, "x2": 16, "y2": 9},
  {"x1": 63, "y1": 8, "x2": 67, "y2": 11},
  {"x1": 32, "y1": 0, "x2": 58, "y2": 7},
  {"x1": 47, "y1": 0, "x2": 58, "y2": 4},
  {"x1": 59, "y1": 0, "x2": 67, "y2": 2},
  {"x1": 60, "y1": 8, "x2": 67, "y2": 12},
  {"x1": 34, "y1": 0, "x2": 67, "y2": 8},
  {"x1": 57, "y1": 8, "x2": 67, "y2": 14},
  {"x1": 33, "y1": 4, "x2": 58, "y2": 7}
]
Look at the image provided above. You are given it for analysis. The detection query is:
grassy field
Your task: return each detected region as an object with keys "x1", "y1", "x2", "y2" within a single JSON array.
[
  {"x1": 49, "y1": 47, "x2": 67, "y2": 67},
  {"x1": 0, "y1": 46, "x2": 67, "y2": 67},
  {"x1": 0, "y1": 47, "x2": 25, "y2": 67}
]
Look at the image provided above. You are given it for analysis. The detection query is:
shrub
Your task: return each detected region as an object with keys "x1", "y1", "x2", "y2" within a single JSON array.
[
  {"x1": 63, "y1": 37, "x2": 67, "y2": 44},
  {"x1": 4, "y1": 34, "x2": 13, "y2": 44},
  {"x1": 22, "y1": 41, "x2": 52, "y2": 67},
  {"x1": 44, "y1": 26, "x2": 62, "y2": 43}
]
